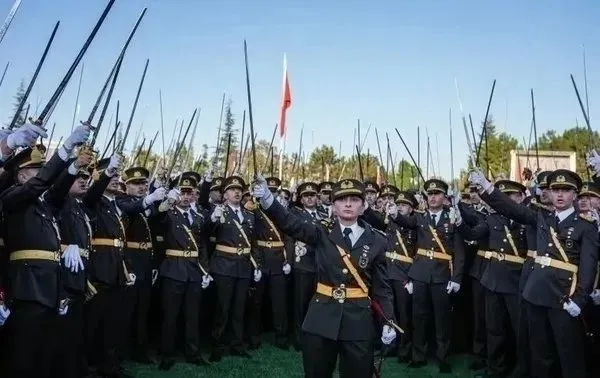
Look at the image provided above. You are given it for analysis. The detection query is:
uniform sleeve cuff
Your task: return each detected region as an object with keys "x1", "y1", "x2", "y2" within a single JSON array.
[{"x1": 67, "y1": 163, "x2": 77, "y2": 176}]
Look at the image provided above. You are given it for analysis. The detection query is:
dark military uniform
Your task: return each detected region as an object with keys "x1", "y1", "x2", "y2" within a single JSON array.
[
  {"x1": 264, "y1": 179, "x2": 395, "y2": 378},
  {"x1": 393, "y1": 179, "x2": 466, "y2": 369},
  {"x1": 117, "y1": 166, "x2": 155, "y2": 362},
  {"x1": 364, "y1": 188, "x2": 417, "y2": 362},
  {"x1": 247, "y1": 176, "x2": 289, "y2": 348},
  {"x1": 209, "y1": 176, "x2": 256, "y2": 360},
  {"x1": 156, "y1": 174, "x2": 211, "y2": 369},
  {"x1": 83, "y1": 158, "x2": 138, "y2": 376},
  {"x1": 287, "y1": 182, "x2": 321, "y2": 349},
  {"x1": 481, "y1": 170, "x2": 598, "y2": 378},
  {"x1": 482, "y1": 172, "x2": 552, "y2": 378},
  {"x1": 45, "y1": 163, "x2": 95, "y2": 378},
  {"x1": 458, "y1": 180, "x2": 528, "y2": 376},
  {"x1": 0, "y1": 146, "x2": 71, "y2": 377}
]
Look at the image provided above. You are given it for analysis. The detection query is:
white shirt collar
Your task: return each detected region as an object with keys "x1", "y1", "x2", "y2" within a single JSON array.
[
  {"x1": 228, "y1": 204, "x2": 241, "y2": 212},
  {"x1": 339, "y1": 222, "x2": 360, "y2": 235},
  {"x1": 555, "y1": 207, "x2": 575, "y2": 222}
]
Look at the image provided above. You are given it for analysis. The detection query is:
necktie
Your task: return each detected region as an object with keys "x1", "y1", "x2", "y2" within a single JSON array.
[
  {"x1": 431, "y1": 214, "x2": 437, "y2": 227},
  {"x1": 555, "y1": 215, "x2": 561, "y2": 225},
  {"x1": 183, "y1": 211, "x2": 191, "y2": 226},
  {"x1": 235, "y1": 209, "x2": 242, "y2": 223},
  {"x1": 311, "y1": 211, "x2": 317, "y2": 219},
  {"x1": 343, "y1": 227, "x2": 353, "y2": 250}
]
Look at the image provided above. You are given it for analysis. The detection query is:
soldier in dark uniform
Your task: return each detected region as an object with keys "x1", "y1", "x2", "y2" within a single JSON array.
[
  {"x1": 363, "y1": 185, "x2": 417, "y2": 364},
  {"x1": 364, "y1": 181, "x2": 380, "y2": 209},
  {"x1": 254, "y1": 176, "x2": 397, "y2": 378},
  {"x1": 209, "y1": 176, "x2": 224, "y2": 205},
  {"x1": 208, "y1": 175, "x2": 260, "y2": 361},
  {"x1": 390, "y1": 178, "x2": 466, "y2": 373},
  {"x1": 83, "y1": 155, "x2": 139, "y2": 377},
  {"x1": 470, "y1": 168, "x2": 598, "y2": 378},
  {"x1": 156, "y1": 173, "x2": 211, "y2": 370},
  {"x1": 247, "y1": 176, "x2": 291, "y2": 349},
  {"x1": 317, "y1": 181, "x2": 334, "y2": 217},
  {"x1": 456, "y1": 179, "x2": 528, "y2": 377},
  {"x1": 0, "y1": 124, "x2": 91, "y2": 378},
  {"x1": 286, "y1": 182, "x2": 320, "y2": 351},
  {"x1": 117, "y1": 166, "x2": 166, "y2": 363},
  {"x1": 44, "y1": 152, "x2": 97, "y2": 378}
]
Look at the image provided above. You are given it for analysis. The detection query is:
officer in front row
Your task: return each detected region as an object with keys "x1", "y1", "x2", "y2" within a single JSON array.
[
  {"x1": 470, "y1": 168, "x2": 599, "y2": 378},
  {"x1": 253, "y1": 176, "x2": 397, "y2": 378}
]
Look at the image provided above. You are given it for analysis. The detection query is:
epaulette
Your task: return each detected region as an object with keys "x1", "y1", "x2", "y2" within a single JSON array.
[
  {"x1": 370, "y1": 225, "x2": 387, "y2": 238},
  {"x1": 414, "y1": 209, "x2": 425, "y2": 214},
  {"x1": 320, "y1": 218, "x2": 334, "y2": 231},
  {"x1": 529, "y1": 199, "x2": 552, "y2": 212},
  {"x1": 579, "y1": 213, "x2": 596, "y2": 223}
]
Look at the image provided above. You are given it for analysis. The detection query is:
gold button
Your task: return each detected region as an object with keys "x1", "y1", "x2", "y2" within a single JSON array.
[
  {"x1": 340, "y1": 284, "x2": 345, "y2": 289},
  {"x1": 342, "y1": 268, "x2": 348, "y2": 274},
  {"x1": 500, "y1": 248, "x2": 504, "y2": 252}
]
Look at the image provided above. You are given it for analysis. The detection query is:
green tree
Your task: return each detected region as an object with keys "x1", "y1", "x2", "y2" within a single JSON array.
[
  {"x1": 536, "y1": 126, "x2": 600, "y2": 177},
  {"x1": 393, "y1": 159, "x2": 420, "y2": 190},
  {"x1": 472, "y1": 116, "x2": 519, "y2": 179},
  {"x1": 7, "y1": 79, "x2": 27, "y2": 127},
  {"x1": 218, "y1": 99, "x2": 238, "y2": 165}
]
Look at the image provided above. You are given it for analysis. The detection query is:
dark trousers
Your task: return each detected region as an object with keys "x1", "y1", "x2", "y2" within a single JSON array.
[
  {"x1": 247, "y1": 273, "x2": 289, "y2": 345},
  {"x1": 212, "y1": 274, "x2": 250, "y2": 351},
  {"x1": 84, "y1": 285, "x2": 123, "y2": 375},
  {"x1": 472, "y1": 278, "x2": 486, "y2": 361},
  {"x1": 293, "y1": 270, "x2": 316, "y2": 345},
  {"x1": 412, "y1": 280, "x2": 451, "y2": 363},
  {"x1": 392, "y1": 280, "x2": 412, "y2": 359},
  {"x1": 56, "y1": 296, "x2": 87, "y2": 378},
  {"x1": 2, "y1": 301, "x2": 59, "y2": 378},
  {"x1": 160, "y1": 277, "x2": 203, "y2": 358},
  {"x1": 514, "y1": 296, "x2": 530, "y2": 377},
  {"x1": 527, "y1": 301, "x2": 587, "y2": 378},
  {"x1": 122, "y1": 278, "x2": 152, "y2": 357},
  {"x1": 485, "y1": 290, "x2": 519, "y2": 376},
  {"x1": 302, "y1": 332, "x2": 374, "y2": 378}
]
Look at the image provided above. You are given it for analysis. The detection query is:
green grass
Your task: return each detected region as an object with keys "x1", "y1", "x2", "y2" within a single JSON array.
[{"x1": 126, "y1": 344, "x2": 474, "y2": 377}]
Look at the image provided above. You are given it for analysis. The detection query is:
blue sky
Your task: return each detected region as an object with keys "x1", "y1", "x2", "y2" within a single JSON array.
[{"x1": 0, "y1": 0, "x2": 599, "y2": 179}]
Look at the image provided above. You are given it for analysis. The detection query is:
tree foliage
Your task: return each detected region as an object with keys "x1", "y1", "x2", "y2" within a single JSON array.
[
  {"x1": 536, "y1": 126, "x2": 600, "y2": 177},
  {"x1": 7, "y1": 79, "x2": 27, "y2": 127},
  {"x1": 472, "y1": 116, "x2": 519, "y2": 179}
]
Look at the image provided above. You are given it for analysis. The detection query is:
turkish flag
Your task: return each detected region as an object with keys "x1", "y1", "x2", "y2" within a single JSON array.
[{"x1": 279, "y1": 54, "x2": 292, "y2": 138}]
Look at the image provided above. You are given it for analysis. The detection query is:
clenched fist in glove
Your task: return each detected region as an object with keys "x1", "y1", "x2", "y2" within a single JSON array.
[
  {"x1": 106, "y1": 155, "x2": 122, "y2": 177},
  {"x1": 144, "y1": 187, "x2": 166, "y2": 207},
  {"x1": 201, "y1": 274, "x2": 211, "y2": 289},
  {"x1": 282, "y1": 263, "x2": 291, "y2": 275},
  {"x1": 381, "y1": 325, "x2": 397, "y2": 345},
  {"x1": 562, "y1": 299, "x2": 581, "y2": 317},
  {"x1": 6, "y1": 123, "x2": 47, "y2": 150},
  {"x1": 587, "y1": 150, "x2": 600, "y2": 174},
  {"x1": 64, "y1": 124, "x2": 91, "y2": 151},
  {"x1": 210, "y1": 205, "x2": 224, "y2": 223},
  {"x1": 253, "y1": 269, "x2": 262, "y2": 282},
  {"x1": 0, "y1": 303, "x2": 10, "y2": 326},
  {"x1": 590, "y1": 289, "x2": 600, "y2": 306},
  {"x1": 446, "y1": 281, "x2": 461, "y2": 294},
  {"x1": 469, "y1": 169, "x2": 492, "y2": 192}
]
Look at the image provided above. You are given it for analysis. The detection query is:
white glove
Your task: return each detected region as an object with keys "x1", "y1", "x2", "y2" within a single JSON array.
[
  {"x1": 277, "y1": 195, "x2": 289, "y2": 208},
  {"x1": 211, "y1": 205, "x2": 224, "y2": 223},
  {"x1": 404, "y1": 281, "x2": 413, "y2": 294},
  {"x1": 253, "y1": 269, "x2": 262, "y2": 282},
  {"x1": 201, "y1": 274, "x2": 211, "y2": 289},
  {"x1": 204, "y1": 166, "x2": 215, "y2": 182},
  {"x1": 454, "y1": 206, "x2": 463, "y2": 225},
  {"x1": 386, "y1": 203, "x2": 398, "y2": 217},
  {"x1": 282, "y1": 263, "x2": 291, "y2": 275},
  {"x1": 58, "y1": 303, "x2": 69, "y2": 316},
  {"x1": 64, "y1": 124, "x2": 91, "y2": 151},
  {"x1": 6, "y1": 123, "x2": 47, "y2": 150},
  {"x1": 167, "y1": 188, "x2": 179, "y2": 202},
  {"x1": 381, "y1": 324, "x2": 397, "y2": 345},
  {"x1": 144, "y1": 187, "x2": 166, "y2": 206},
  {"x1": 126, "y1": 273, "x2": 137, "y2": 286},
  {"x1": 587, "y1": 150, "x2": 600, "y2": 173},
  {"x1": 105, "y1": 154, "x2": 122, "y2": 177},
  {"x1": 446, "y1": 281, "x2": 460, "y2": 294},
  {"x1": 590, "y1": 289, "x2": 600, "y2": 306},
  {"x1": 562, "y1": 299, "x2": 581, "y2": 317},
  {"x1": 62, "y1": 245, "x2": 84, "y2": 273},
  {"x1": 253, "y1": 175, "x2": 272, "y2": 201},
  {"x1": 152, "y1": 269, "x2": 158, "y2": 286},
  {"x1": 0, "y1": 304, "x2": 10, "y2": 326},
  {"x1": 468, "y1": 169, "x2": 492, "y2": 191}
]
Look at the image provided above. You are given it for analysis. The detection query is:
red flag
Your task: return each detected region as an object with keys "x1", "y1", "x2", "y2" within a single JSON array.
[{"x1": 279, "y1": 54, "x2": 292, "y2": 138}]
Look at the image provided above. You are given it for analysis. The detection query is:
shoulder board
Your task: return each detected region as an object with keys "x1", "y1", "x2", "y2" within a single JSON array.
[
  {"x1": 320, "y1": 218, "x2": 334, "y2": 229},
  {"x1": 370, "y1": 226, "x2": 387, "y2": 238},
  {"x1": 414, "y1": 209, "x2": 425, "y2": 214},
  {"x1": 579, "y1": 213, "x2": 595, "y2": 223},
  {"x1": 529, "y1": 200, "x2": 551, "y2": 211}
]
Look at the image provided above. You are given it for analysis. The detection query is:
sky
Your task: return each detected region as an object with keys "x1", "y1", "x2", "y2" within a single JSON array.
[{"x1": 1, "y1": 0, "x2": 599, "y2": 180}]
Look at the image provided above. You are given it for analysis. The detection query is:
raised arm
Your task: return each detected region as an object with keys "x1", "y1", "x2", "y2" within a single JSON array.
[
  {"x1": 361, "y1": 206, "x2": 387, "y2": 231},
  {"x1": 457, "y1": 219, "x2": 489, "y2": 241},
  {"x1": 262, "y1": 198, "x2": 320, "y2": 246},
  {"x1": 480, "y1": 188, "x2": 537, "y2": 226}
]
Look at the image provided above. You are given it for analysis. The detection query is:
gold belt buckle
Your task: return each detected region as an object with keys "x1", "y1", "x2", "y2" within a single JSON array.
[
  {"x1": 265, "y1": 241, "x2": 273, "y2": 248},
  {"x1": 54, "y1": 251, "x2": 61, "y2": 261},
  {"x1": 496, "y1": 253, "x2": 505, "y2": 262},
  {"x1": 332, "y1": 287, "x2": 346, "y2": 303},
  {"x1": 139, "y1": 242, "x2": 148, "y2": 250},
  {"x1": 113, "y1": 239, "x2": 121, "y2": 248},
  {"x1": 484, "y1": 251, "x2": 493, "y2": 259},
  {"x1": 80, "y1": 249, "x2": 89, "y2": 259},
  {"x1": 426, "y1": 250, "x2": 434, "y2": 259},
  {"x1": 183, "y1": 250, "x2": 192, "y2": 257},
  {"x1": 539, "y1": 256, "x2": 551, "y2": 267},
  {"x1": 237, "y1": 248, "x2": 245, "y2": 255}
]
